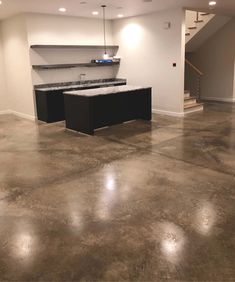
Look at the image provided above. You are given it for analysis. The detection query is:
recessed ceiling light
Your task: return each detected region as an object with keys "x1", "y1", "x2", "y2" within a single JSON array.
[
  {"x1": 58, "y1": 7, "x2": 66, "y2": 12},
  {"x1": 0, "y1": 1, "x2": 2, "y2": 5},
  {"x1": 92, "y1": 11, "x2": 99, "y2": 15},
  {"x1": 118, "y1": 14, "x2": 124, "y2": 18},
  {"x1": 209, "y1": 1, "x2": 216, "y2": 6}
]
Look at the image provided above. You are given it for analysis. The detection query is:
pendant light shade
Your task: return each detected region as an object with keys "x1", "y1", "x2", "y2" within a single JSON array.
[
  {"x1": 101, "y1": 5, "x2": 109, "y2": 60},
  {"x1": 103, "y1": 53, "x2": 109, "y2": 60}
]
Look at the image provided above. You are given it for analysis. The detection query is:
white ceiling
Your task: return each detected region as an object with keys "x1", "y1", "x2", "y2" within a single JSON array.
[{"x1": 0, "y1": 0, "x2": 235, "y2": 20}]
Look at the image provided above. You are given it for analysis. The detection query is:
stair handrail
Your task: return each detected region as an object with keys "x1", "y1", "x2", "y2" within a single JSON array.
[{"x1": 185, "y1": 59, "x2": 203, "y2": 76}]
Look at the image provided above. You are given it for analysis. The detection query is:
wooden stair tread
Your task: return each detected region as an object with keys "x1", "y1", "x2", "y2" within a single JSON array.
[
  {"x1": 185, "y1": 33, "x2": 190, "y2": 36},
  {"x1": 195, "y1": 20, "x2": 204, "y2": 23},
  {"x1": 201, "y1": 13, "x2": 210, "y2": 16},
  {"x1": 188, "y1": 27, "x2": 197, "y2": 30}
]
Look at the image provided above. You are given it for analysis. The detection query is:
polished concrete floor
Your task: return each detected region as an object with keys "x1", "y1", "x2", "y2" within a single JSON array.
[{"x1": 0, "y1": 102, "x2": 235, "y2": 281}]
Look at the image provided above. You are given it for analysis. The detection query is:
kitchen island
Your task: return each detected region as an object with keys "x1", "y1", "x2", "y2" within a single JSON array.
[{"x1": 64, "y1": 85, "x2": 152, "y2": 135}]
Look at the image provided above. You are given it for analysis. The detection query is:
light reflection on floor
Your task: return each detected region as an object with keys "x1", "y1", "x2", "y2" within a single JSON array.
[
  {"x1": 15, "y1": 232, "x2": 34, "y2": 259},
  {"x1": 153, "y1": 222, "x2": 187, "y2": 264},
  {"x1": 69, "y1": 210, "x2": 84, "y2": 230},
  {"x1": 194, "y1": 201, "x2": 217, "y2": 236},
  {"x1": 96, "y1": 168, "x2": 117, "y2": 221}
]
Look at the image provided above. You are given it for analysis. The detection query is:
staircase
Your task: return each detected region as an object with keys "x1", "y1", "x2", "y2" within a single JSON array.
[
  {"x1": 185, "y1": 11, "x2": 231, "y2": 52},
  {"x1": 184, "y1": 90, "x2": 203, "y2": 114},
  {"x1": 184, "y1": 11, "x2": 209, "y2": 114},
  {"x1": 184, "y1": 10, "x2": 231, "y2": 114},
  {"x1": 184, "y1": 57, "x2": 204, "y2": 114},
  {"x1": 185, "y1": 11, "x2": 215, "y2": 44}
]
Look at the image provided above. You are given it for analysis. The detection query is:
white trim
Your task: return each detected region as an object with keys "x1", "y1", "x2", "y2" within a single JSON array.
[
  {"x1": 0, "y1": 110, "x2": 11, "y2": 115},
  {"x1": 202, "y1": 97, "x2": 235, "y2": 103},
  {"x1": 153, "y1": 109, "x2": 185, "y2": 117},
  {"x1": 10, "y1": 110, "x2": 36, "y2": 121},
  {"x1": 0, "y1": 110, "x2": 36, "y2": 121}
]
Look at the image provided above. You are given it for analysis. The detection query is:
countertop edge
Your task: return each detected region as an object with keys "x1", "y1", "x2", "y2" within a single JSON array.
[
  {"x1": 64, "y1": 86, "x2": 152, "y2": 97},
  {"x1": 35, "y1": 79, "x2": 127, "y2": 92}
]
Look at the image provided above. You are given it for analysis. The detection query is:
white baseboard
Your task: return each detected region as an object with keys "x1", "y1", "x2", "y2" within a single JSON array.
[
  {"x1": 202, "y1": 97, "x2": 235, "y2": 103},
  {"x1": 11, "y1": 110, "x2": 36, "y2": 121},
  {"x1": 0, "y1": 110, "x2": 36, "y2": 121},
  {"x1": 153, "y1": 109, "x2": 185, "y2": 117},
  {"x1": 0, "y1": 110, "x2": 11, "y2": 115}
]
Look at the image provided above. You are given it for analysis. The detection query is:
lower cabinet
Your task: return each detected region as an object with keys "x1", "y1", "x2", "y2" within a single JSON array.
[
  {"x1": 35, "y1": 83, "x2": 126, "y2": 123},
  {"x1": 35, "y1": 90, "x2": 65, "y2": 123}
]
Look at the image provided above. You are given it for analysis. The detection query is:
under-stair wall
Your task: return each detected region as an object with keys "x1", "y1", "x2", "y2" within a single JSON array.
[
  {"x1": 186, "y1": 18, "x2": 235, "y2": 103},
  {"x1": 185, "y1": 10, "x2": 215, "y2": 45},
  {"x1": 186, "y1": 14, "x2": 231, "y2": 52}
]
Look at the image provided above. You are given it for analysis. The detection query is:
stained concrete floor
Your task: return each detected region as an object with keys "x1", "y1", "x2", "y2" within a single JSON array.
[{"x1": 0, "y1": 102, "x2": 235, "y2": 281}]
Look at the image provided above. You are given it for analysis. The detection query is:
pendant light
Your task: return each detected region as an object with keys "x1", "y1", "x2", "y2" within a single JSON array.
[{"x1": 101, "y1": 5, "x2": 109, "y2": 60}]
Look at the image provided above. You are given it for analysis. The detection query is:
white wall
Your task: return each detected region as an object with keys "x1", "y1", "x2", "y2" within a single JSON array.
[
  {"x1": 1, "y1": 15, "x2": 35, "y2": 118},
  {"x1": 0, "y1": 13, "x2": 116, "y2": 118},
  {"x1": 187, "y1": 18, "x2": 235, "y2": 102},
  {"x1": 0, "y1": 24, "x2": 7, "y2": 112},
  {"x1": 30, "y1": 48, "x2": 118, "y2": 85},
  {"x1": 26, "y1": 14, "x2": 116, "y2": 85},
  {"x1": 26, "y1": 13, "x2": 113, "y2": 45},
  {"x1": 1, "y1": 11, "x2": 186, "y2": 118},
  {"x1": 112, "y1": 8, "x2": 185, "y2": 115}
]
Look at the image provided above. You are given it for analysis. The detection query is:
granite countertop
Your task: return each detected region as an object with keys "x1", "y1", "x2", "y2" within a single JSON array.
[
  {"x1": 34, "y1": 78, "x2": 126, "y2": 92},
  {"x1": 64, "y1": 85, "x2": 151, "y2": 97}
]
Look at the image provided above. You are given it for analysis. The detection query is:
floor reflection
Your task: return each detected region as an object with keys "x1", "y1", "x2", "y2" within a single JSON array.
[
  {"x1": 69, "y1": 209, "x2": 84, "y2": 230},
  {"x1": 66, "y1": 194, "x2": 85, "y2": 232},
  {"x1": 15, "y1": 232, "x2": 34, "y2": 259},
  {"x1": 106, "y1": 173, "x2": 116, "y2": 191},
  {"x1": 12, "y1": 221, "x2": 37, "y2": 265},
  {"x1": 194, "y1": 201, "x2": 216, "y2": 236},
  {"x1": 156, "y1": 222, "x2": 187, "y2": 264},
  {"x1": 96, "y1": 168, "x2": 117, "y2": 221}
]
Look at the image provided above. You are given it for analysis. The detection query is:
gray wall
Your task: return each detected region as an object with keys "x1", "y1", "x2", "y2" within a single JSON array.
[{"x1": 186, "y1": 18, "x2": 235, "y2": 102}]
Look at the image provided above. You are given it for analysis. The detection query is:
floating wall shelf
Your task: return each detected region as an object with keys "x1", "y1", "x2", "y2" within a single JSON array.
[
  {"x1": 32, "y1": 62, "x2": 120, "y2": 70},
  {"x1": 30, "y1": 45, "x2": 119, "y2": 49},
  {"x1": 31, "y1": 44, "x2": 120, "y2": 70}
]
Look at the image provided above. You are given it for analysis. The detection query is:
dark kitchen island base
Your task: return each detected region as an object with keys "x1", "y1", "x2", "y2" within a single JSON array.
[{"x1": 64, "y1": 86, "x2": 152, "y2": 135}]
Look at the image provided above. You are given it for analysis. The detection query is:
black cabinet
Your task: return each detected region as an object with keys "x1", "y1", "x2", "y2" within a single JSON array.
[
  {"x1": 35, "y1": 83, "x2": 126, "y2": 123},
  {"x1": 64, "y1": 88, "x2": 152, "y2": 135},
  {"x1": 35, "y1": 89, "x2": 65, "y2": 123}
]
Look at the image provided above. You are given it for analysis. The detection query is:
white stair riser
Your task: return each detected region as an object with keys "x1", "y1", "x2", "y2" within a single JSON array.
[
  {"x1": 184, "y1": 105, "x2": 204, "y2": 114},
  {"x1": 184, "y1": 99, "x2": 197, "y2": 106}
]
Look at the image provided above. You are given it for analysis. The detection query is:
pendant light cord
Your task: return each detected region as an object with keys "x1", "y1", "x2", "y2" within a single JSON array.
[{"x1": 102, "y1": 5, "x2": 107, "y2": 55}]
